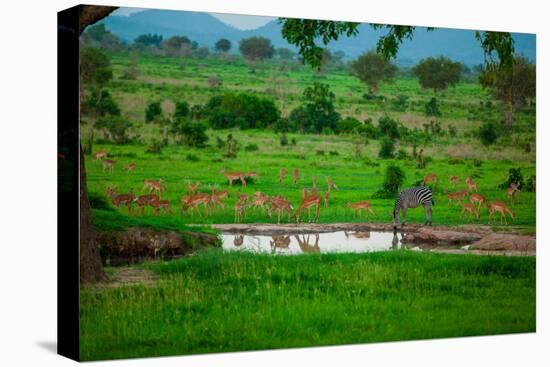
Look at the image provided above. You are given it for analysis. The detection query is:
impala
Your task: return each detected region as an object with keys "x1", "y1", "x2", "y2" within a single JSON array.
[
  {"x1": 449, "y1": 175, "x2": 459, "y2": 186},
  {"x1": 144, "y1": 178, "x2": 164, "y2": 193},
  {"x1": 150, "y1": 198, "x2": 171, "y2": 215},
  {"x1": 105, "y1": 186, "x2": 118, "y2": 198},
  {"x1": 465, "y1": 176, "x2": 478, "y2": 192},
  {"x1": 270, "y1": 235, "x2": 291, "y2": 251},
  {"x1": 295, "y1": 234, "x2": 320, "y2": 253},
  {"x1": 295, "y1": 192, "x2": 321, "y2": 223},
  {"x1": 346, "y1": 201, "x2": 376, "y2": 219},
  {"x1": 423, "y1": 173, "x2": 438, "y2": 187},
  {"x1": 268, "y1": 196, "x2": 294, "y2": 224},
  {"x1": 124, "y1": 163, "x2": 136, "y2": 172},
  {"x1": 220, "y1": 169, "x2": 247, "y2": 187},
  {"x1": 149, "y1": 181, "x2": 166, "y2": 198},
  {"x1": 209, "y1": 188, "x2": 229, "y2": 209},
  {"x1": 233, "y1": 235, "x2": 244, "y2": 247},
  {"x1": 134, "y1": 194, "x2": 159, "y2": 215},
  {"x1": 187, "y1": 180, "x2": 201, "y2": 195},
  {"x1": 447, "y1": 191, "x2": 467, "y2": 206},
  {"x1": 323, "y1": 190, "x2": 330, "y2": 208},
  {"x1": 279, "y1": 168, "x2": 287, "y2": 184},
  {"x1": 251, "y1": 191, "x2": 269, "y2": 213},
  {"x1": 102, "y1": 159, "x2": 115, "y2": 173},
  {"x1": 234, "y1": 195, "x2": 249, "y2": 223},
  {"x1": 506, "y1": 182, "x2": 520, "y2": 204},
  {"x1": 293, "y1": 168, "x2": 299, "y2": 185},
  {"x1": 325, "y1": 176, "x2": 338, "y2": 191},
  {"x1": 111, "y1": 190, "x2": 135, "y2": 213},
  {"x1": 93, "y1": 150, "x2": 108, "y2": 160},
  {"x1": 461, "y1": 203, "x2": 480, "y2": 222},
  {"x1": 488, "y1": 200, "x2": 515, "y2": 225},
  {"x1": 469, "y1": 193, "x2": 487, "y2": 208},
  {"x1": 181, "y1": 193, "x2": 211, "y2": 217}
]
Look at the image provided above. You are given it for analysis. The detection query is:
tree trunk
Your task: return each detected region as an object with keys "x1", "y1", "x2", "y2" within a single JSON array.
[
  {"x1": 505, "y1": 100, "x2": 514, "y2": 126},
  {"x1": 78, "y1": 5, "x2": 117, "y2": 283}
]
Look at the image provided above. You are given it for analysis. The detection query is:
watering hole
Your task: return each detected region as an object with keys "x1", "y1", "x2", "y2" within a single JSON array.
[{"x1": 222, "y1": 231, "x2": 415, "y2": 254}]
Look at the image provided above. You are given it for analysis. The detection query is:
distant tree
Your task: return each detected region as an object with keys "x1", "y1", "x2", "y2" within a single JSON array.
[
  {"x1": 478, "y1": 121, "x2": 498, "y2": 146},
  {"x1": 239, "y1": 36, "x2": 275, "y2": 69},
  {"x1": 194, "y1": 46, "x2": 210, "y2": 59},
  {"x1": 277, "y1": 47, "x2": 295, "y2": 60},
  {"x1": 412, "y1": 56, "x2": 462, "y2": 93},
  {"x1": 288, "y1": 82, "x2": 340, "y2": 133},
  {"x1": 352, "y1": 50, "x2": 398, "y2": 94},
  {"x1": 134, "y1": 33, "x2": 163, "y2": 47},
  {"x1": 174, "y1": 101, "x2": 190, "y2": 119},
  {"x1": 215, "y1": 38, "x2": 232, "y2": 53},
  {"x1": 162, "y1": 36, "x2": 192, "y2": 56},
  {"x1": 377, "y1": 115, "x2": 400, "y2": 140},
  {"x1": 80, "y1": 47, "x2": 112, "y2": 88},
  {"x1": 170, "y1": 119, "x2": 209, "y2": 147},
  {"x1": 84, "y1": 89, "x2": 120, "y2": 117},
  {"x1": 145, "y1": 101, "x2": 162, "y2": 123},
  {"x1": 82, "y1": 23, "x2": 120, "y2": 50},
  {"x1": 479, "y1": 55, "x2": 536, "y2": 126},
  {"x1": 94, "y1": 115, "x2": 132, "y2": 144},
  {"x1": 378, "y1": 137, "x2": 396, "y2": 159}
]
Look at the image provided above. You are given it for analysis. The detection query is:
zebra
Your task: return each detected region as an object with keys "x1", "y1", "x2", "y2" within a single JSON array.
[{"x1": 392, "y1": 186, "x2": 434, "y2": 229}]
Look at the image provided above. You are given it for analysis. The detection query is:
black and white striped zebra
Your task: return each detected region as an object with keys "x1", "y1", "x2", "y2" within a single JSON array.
[{"x1": 392, "y1": 186, "x2": 434, "y2": 229}]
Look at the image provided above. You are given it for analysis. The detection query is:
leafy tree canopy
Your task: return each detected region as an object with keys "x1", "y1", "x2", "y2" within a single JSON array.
[
  {"x1": 215, "y1": 38, "x2": 232, "y2": 53},
  {"x1": 412, "y1": 56, "x2": 462, "y2": 93},
  {"x1": 239, "y1": 37, "x2": 275, "y2": 61},
  {"x1": 352, "y1": 50, "x2": 398, "y2": 94}
]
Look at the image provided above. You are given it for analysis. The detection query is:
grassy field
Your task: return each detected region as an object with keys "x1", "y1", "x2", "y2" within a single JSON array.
[{"x1": 80, "y1": 249, "x2": 536, "y2": 361}]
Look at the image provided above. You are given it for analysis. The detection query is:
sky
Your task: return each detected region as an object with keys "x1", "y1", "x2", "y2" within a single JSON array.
[{"x1": 111, "y1": 7, "x2": 275, "y2": 30}]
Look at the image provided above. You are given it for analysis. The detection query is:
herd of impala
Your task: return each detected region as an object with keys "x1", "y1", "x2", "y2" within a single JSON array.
[{"x1": 94, "y1": 149, "x2": 524, "y2": 225}]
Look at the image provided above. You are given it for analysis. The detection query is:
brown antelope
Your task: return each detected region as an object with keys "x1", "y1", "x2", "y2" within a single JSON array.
[
  {"x1": 209, "y1": 188, "x2": 229, "y2": 210},
  {"x1": 323, "y1": 191, "x2": 330, "y2": 208},
  {"x1": 234, "y1": 195, "x2": 249, "y2": 223},
  {"x1": 187, "y1": 180, "x2": 201, "y2": 195},
  {"x1": 150, "y1": 198, "x2": 171, "y2": 215},
  {"x1": 465, "y1": 176, "x2": 478, "y2": 192},
  {"x1": 469, "y1": 193, "x2": 487, "y2": 209},
  {"x1": 447, "y1": 191, "x2": 467, "y2": 206},
  {"x1": 295, "y1": 192, "x2": 321, "y2": 223},
  {"x1": 293, "y1": 168, "x2": 299, "y2": 185},
  {"x1": 181, "y1": 193, "x2": 211, "y2": 217},
  {"x1": 149, "y1": 181, "x2": 166, "y2": 198},
  {"x1": 268, "y1": 196, "x2": 294, "y2": 224},
  {"x1": 295, "y1": 234, "x2": 320, "y2": 253},
  {"x1": 456, "y1": 189, "x2": 470, "y2": 202},
  {"x1": 93, "y1": 151, "x2": 108, "y2": 160},
  {"x1": 423, "y1": 173, "x2": 438, "y2": 188},
  {"x1": 124, "y1": 163, "x2": 136, "y2": 172},
  {"x1": 133, "y1": 194, "x2": 159, "y2": 215},
  {"x1": 346, "y1": 201, "x2": 376, "y2": 219},
  {"x1": 144, "y1": 179, "x2": 164, "y2": 193},
  {"x1": 111, "y1": 190, "x2": 135, "y2": 213},
  {"x1": 102, "y1": 159, "x2": 115, "y2": 173},
  {"x1": 270, "y1": 235, "x2": 291, "y2": 251},
  {"x1": 325, "y1": 176, "x2": 338, "y2": 192},
  {"x1": 461, "y1": 203, "x2": 480, "y2": 222},
  {"x1": 279, "y1": 168, "x2": 287, "y2": 184},
  {"x1": 105, "y1": 186, "x2": 118, "y2": 198},
  {"x1": 449, "y1": 175, "x2": 459, "y2": 186},
  {"x1": 251, "y1": 192, "x2": 269, "y2": 213},
  {"x1": 488, "y1": 200, "x2": 515, "y2": 225},
  {"x1": 506, "y1": 182, "x2": 520, "y2": 204},
  {"x1": 220, "y1": 169, "x2": 247, "y2": 187}
]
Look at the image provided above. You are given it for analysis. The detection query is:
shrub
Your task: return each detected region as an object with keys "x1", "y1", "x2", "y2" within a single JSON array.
[
  {"x1": 365, "y1": 158, "x2": 380, "y2": 167},
  {"x1": 377, "y1": 115, "x2": 400, "y2": 140},
  {"x1": 146, "y1": 139, "x2": 164, "y2": 154},
  {"x1": 447, "y1": 157, "x2": 464, "y2": 165},
  {"x1": 448, "y1": 124, "x2": 457, "y2": 137},
  {"x1": 329, "y1": 150, "x2": 339, "y2": 156},
  {"x1": 396, "y1": 149, "x2": 409, "y2": 160},
  {"x1": 244, "y1": 143, "x2": 259, "y2": 152},
  {"x1": 378, "y1": 137, "x2": 395, "y2": 159},
  {"x1": 94, "y1": 115, "x2": 132, "y2": 144},
  {"x1": 316, "y1": 150, "x2": 325, "y2": 156},
  {"x1": 499, "y1": 167, "x2": 525, "y2": 189},
  {"x1": 145, "y1": 101, "x2": 162, "y2": 122},
  {"x1": 425, "y1": 97, "x2": 441, "y2": 117},
  {"x1": 288, "y1": 82, "x2": 340, "y2": 133},
  {"x1": 478, "y1": 121, "x2": 498, "y2": 146},
  {"x1": 121, "y1": 65, "x2": 139, "y2": 80},
  {"x1": 357, "y1": 118, "x2": 378, "y2": 139},
  {"x1": 336, "y1": 117, "x2": 361, "y2": 134},
  {"x1": 207, "y1": 75, "x2": 222, "y2": 89},
  {"x1": 205, "y1": 92, "x2": 280, "y2": 129},
  {"x1": 473, "y1": 158, "x2": 483, "y2": 167},
  {"x1": 215, "y1": 136, "x2": 225, "y2": 149},
  {"x1": 391, "y1": 95, "x2": 409, "y2": 111},
  {"x1": 280, "y1": 134, "x2": 289, "y2": 146},
  {"x1": 170, "y1": 119, "x2": 209, "y2": 148},
  {"x1": 375, "y1": 165, "x2": 406, "y2": 198},
  {"x1": 291, "y1": 138, "x2": 297, "y2": 146},
  {"x1": 185, "y1": 153, "x2": 200, "y2": 162},
  {"x1": 174, "y1": 101, "x2": 190, "y2": 119},
  {"x1": 526, "y1": 175, "x2": 536, "y2": 192},
  {"x1": 84, "y1": 89, "x2": 121, "y2": 117}
]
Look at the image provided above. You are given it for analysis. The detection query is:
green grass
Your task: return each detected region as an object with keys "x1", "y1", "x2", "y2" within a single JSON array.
[{"x1": 80, "y1": 249, "x2": 536, "y2": 361}]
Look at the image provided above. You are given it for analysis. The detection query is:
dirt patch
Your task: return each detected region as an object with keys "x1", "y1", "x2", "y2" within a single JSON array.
[
  {"x1": 470, "y1": 234, "x2": 536, "y2": 253},
  {"x1": 83, "y1": 267, "x2": 158, "y2": 289}
]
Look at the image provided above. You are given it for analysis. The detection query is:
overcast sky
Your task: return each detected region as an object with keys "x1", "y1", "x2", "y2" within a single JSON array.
[{"x1": 111, "y1": 7, "x2": 276, "y2": 30}]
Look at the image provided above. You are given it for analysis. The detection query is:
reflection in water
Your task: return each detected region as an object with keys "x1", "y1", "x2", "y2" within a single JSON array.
[{"x1": 222, "y1": 231, "x2": 407, "y2": 254}]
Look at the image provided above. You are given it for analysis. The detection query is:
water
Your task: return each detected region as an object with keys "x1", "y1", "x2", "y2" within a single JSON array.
[{"x1": 222, "y1": 231, "x2": 406, "y2": 255}]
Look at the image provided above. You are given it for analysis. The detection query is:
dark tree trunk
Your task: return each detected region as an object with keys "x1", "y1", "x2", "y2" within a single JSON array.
[{"x1": 78, "y1": 5, "x2": 117, "y2": 283}]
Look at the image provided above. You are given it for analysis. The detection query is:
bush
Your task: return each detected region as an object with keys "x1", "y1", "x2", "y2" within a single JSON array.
[
  {"x1": 146, "y1": 139, "x2": 164, "y2": 154},
  {"x1": 174, "y1": 101, "x2": 190, "y2": 119},
  {"x1": 94, "y1": 115, "x2": 132, "y2": 144},
  {"x1": 170, "y1": 119, "x2": 209, "y2": 148},
  {"x1": 280, "y1": 134, "x2": 289, "y2": 146},
  {"x1": 329, "y1": 150, "x2": 339, "y2": 156},
  {"x1": 288, "y1": 83, "x2": 340, "y2": 133},
  {"x1": 425, "y1": 97, "x2": 441, "y2": 117},
  {"x1": 84, "y1": 89, "x2": 121, "y2": 117},
  {"x1": 316, "y1": 150, "x2": 325, "y2": 156},
  {"x1": 291, "y1": 138, "x2": 297, "y2": 146},
  {"x1": 365, "y1": 158, "x2": 380, "y2": 167},
  {"x1": 448, "y1": 124, "x2": 457, "y2": 137},
  {"x1": 145, "y1": 101, "x2": 162, "y2": 122},
  {"x1": 526, "y1": 175, "x2": 536, "y2": 192},
  {"x1": 378, "y1": 137, "x2": 396, "y2": 159},
  {"x1": 377, "y1": 115, "x2": 400, "y2": 140},
  {"x1": 244, "y1": 143, "x2": 259, "y2": 152},
  {"x1": 396, "y1": 149, "x2": 409, "y2": 160},
  {"x1": 336, "y1": 117, "x2": 361, "y2": 134},
  {"x1": 391, "y1": 95, "x2": 409, "y2": 111},
  {"x1": 215, "y1": 136, "x2": 225, "y2": 149},
  {"x1": 473, "y1": 158, "x2": 483, "y2": 167},
  {"x1": 478, "y1": 121, "x2": 498, "y2": 146},
  {"x1": 205, "y1": 92, "x2": 280, "y2": 129},
  {"x1": 499, "y1": 167, "x2": 525, "y2": 189},
  {"x1": 357, "y1": 118, "x2": 378, "y2": 139},
  {"x1": 375, "y1": 165, "x2": 406, "y2": 198},
  {"x1": 186, "y1": 153, "x2": 200, "y2": 162}
]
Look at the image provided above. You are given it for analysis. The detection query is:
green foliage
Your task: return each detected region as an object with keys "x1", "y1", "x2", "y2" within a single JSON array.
[
  {"x1": 277, "y1": 47, "x2": 295, "y2": 60},
  {"x1": 162, "y1": 36, "x2": 192, "y2": 56},
  {"x1": 82, "y1": 23, "x2": 120, "y2": 50},
  {"x1": 94, "y1": 115, "x2": 132, "y2": 144},
  {"x1": 134, "y1": 33, "x2": 163, "y2": 47},
  {"x1": 378, "y1": 137, "x2": 396, "y2": 159},
  {"x1": 336, "y1": 117, "x2": 361, "y2": 134},
  {"x1": 525, "y1": 175, "x2": 536, "y2": 192},
  {"x1": 375, "y1": 164, "x2": 405, "y2": 198},
  {"x1": 215, "y1": 38, "x2": 232, "y2": 53},
  {"x1": 145, "y1": 101, "x2": 163, "y2": 123},
  {"x1": 84, "y1": 89, "x2": 121, "y2": 117},
  {"x1": 412, "y1": 56, "x2": 462, "y2": 93},
  {"x1": 288, "y1": 83, "x2": 340, "y2": 133},
  {"x1": 280, "y1": 133, "x2": 289, "y2": 146},
  {"x1": 80, "y1": 47, "x2": 112, "y2": 88},
  {"x1": 391, "y1": 95, "x2": 409, "y2": 112},
  {"x1": 238, "y1": 37, "x2": 275, "y2": 62},
  {"x1": 425, "y1": 97, "x2": 441, "y2": 117},
  {"x1": 478, "y1": 121, "x2": 498, "y2": 146},
  {"x1": 499, "y1": 167, "x2": 525, "y2": 189},
  {"x1": 174, "y1": 101, "x2": 190, "y2": 119},
  {"x1": 448, "y1": 125, "x2": 457, "y2": 137},
  {"x1": 351, "y1": 50, "x2": 398, "y2": 94},
  {"x1": 186, "y1": 153, "x2": 200, "y2": 162},
  {"x1": 244, "y1": 143, "x2": 259, "y2": 152},
  {"x1": 145, "y1": 138, "x2": 164, "y2": 154},
  {"x1": 170, "y1": 119, "x2": 209, "y2": 148},
  {"x1": 377, "y1": 115, "x2": 400, "y2": 140},
  {"x1": 205, "y1": 92, "x2": 280, "y2": 129}
]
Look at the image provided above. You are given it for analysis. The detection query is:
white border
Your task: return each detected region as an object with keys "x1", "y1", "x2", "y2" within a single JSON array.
[{"x1": 1, "y1": 1, "x2": 546, "y2": 366}]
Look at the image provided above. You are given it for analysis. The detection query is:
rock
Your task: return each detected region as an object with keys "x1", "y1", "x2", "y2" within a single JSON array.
[
  {"x1": 402, "y1": 227, "x2": 483, "y2": 245},
  {"x1": 470, "y1": 234, "x2": 536, "y2": 253}
]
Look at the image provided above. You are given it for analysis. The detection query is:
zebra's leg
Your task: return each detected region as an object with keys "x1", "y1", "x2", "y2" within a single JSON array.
[
  {"x1": 401, "y1": 207, "x2": 407, "y2": 227},
  {"x1": 424, "y1": 203, "x2": 433, "y2": 225}
]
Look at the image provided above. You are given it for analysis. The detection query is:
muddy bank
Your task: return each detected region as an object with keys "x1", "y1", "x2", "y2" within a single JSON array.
[
  {"x1": 96, "y1": 228, "x2": 220, "y2": 265},
  {"x1": 211, "y1": 223, "x2": 536, "y2": 256}
]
